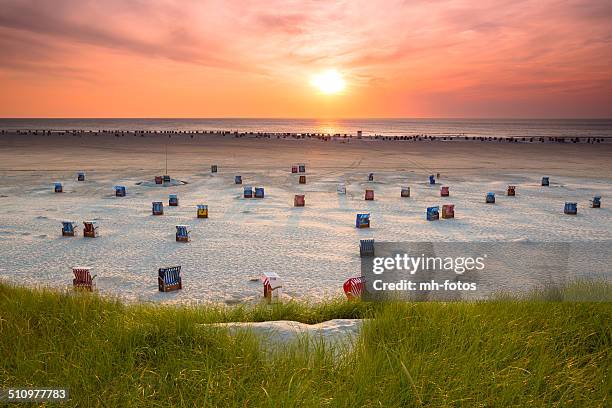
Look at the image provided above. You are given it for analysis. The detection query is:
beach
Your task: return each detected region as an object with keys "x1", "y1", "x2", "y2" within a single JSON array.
[{"x1": 1, "y1": 131, "x2": 611, "y2": 304}]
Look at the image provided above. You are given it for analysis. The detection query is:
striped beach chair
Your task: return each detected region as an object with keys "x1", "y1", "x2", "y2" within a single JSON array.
[
  {"x1": 261, "y1": 272, "x2": 282, "y2": 303},
  {"x1": 298, "y1": 164, "x2": 306, "y2": 173},
  {"x1": 54, "y1": 182, "x2": 63, "y2": 193},
  {"x1": 427, "y1": 206, "x2": 439, "y2": 221},
  {"x1": 486, "y1": 192, "x2": 495, "y2": 204},
  {"x1": 197, "y1": 204, "x2": 208, "y2": 218},
  {"x1": 359, "y1": 239, "x2": 375, "y2": 257},
  {"x1": 73, "y1": 267, "x2": 96, "y2": 291},
  {"x1": 299, "y1": 175, "x2": 306, "y2": 184},
  {"x1": 291, "y1": 165, "x2": 298, "y2": 173},
  {"x1": 169, "y1": 194, "x2": 179, "y2": 206},
  {"x1": 163, "y1": 175, "x2": 171, "y2": 183},
  {"x1": 440, "y1": 186, "x2": 449, "y2": 197},
  {"x1": 244, "y1": 186, "x2": 253, "y2": 198},
  {"x1": 158, "y1": 266, "x2": 182, "y2": 292},
  {"x1": 255, "y1": 187, "x2": 265, "y2": 198},
  {"x1": 61, "y1": 221, "x2": 77, "y2": 236},
  {"x1": 343, "y1": 276, "x2": 365, "y2": 300},
  {"x1": 155, "y1": 176, "x2": 163, "y2": 184},
  {"x1": 507, "y1": 185, "x2": 516, "y2": 196},
  {"x1": 175, "y1": 225, "x2": 190, "y2": 242},
  {"x1": 152, "y1": 201, "x2": 164, "y2": 215}
]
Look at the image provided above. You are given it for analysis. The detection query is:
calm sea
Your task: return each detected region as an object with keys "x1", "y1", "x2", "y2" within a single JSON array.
[{"x1": 1, "y1": 118, "x2": 611, "y2": 138}]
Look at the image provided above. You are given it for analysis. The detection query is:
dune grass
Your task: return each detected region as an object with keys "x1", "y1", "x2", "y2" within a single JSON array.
[{"x1": 0, "y1": 282, "x2": 610, "y2": 407}]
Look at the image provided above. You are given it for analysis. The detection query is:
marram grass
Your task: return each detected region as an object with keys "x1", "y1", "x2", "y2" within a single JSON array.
[{"x1": 0, "y1": 281, "x2": 610, "y2": 407}]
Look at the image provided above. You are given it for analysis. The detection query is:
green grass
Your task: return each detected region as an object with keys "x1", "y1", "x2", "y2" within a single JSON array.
[{"x1": 0, "y1": 282, "x2": 610, "y2": 407}]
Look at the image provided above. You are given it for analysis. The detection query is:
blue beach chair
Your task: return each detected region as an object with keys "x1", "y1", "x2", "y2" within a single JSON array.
[
  {"x1": 115, "y1": 185, "x2": 126, "y2": 197},
  {"x1": 158, "y1": 266, "x2": 182, "y2": 292},
  {"x1": 564, "y1": 202, "x2": 577, "y2": 215},
  {"x1": 427, "y1": 206, "x2": 439, "y2": 221},
  {"x1": 355, "y1": 213, "x2": 370, "y2": 228}
]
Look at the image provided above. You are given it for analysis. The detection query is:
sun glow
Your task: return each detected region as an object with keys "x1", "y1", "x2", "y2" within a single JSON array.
[{"x1": 311, "y1": 69, "x2": 346, "y2": 94}]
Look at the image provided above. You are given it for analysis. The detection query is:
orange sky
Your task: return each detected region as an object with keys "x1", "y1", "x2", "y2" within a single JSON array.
[{"x1": 0, "y1": 0, "x2": 611, "y2": 118}]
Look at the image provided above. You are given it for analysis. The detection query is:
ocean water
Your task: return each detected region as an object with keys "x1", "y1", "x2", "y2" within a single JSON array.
[{"x1": 1, "y1": 118, "x2": 611, "y2": 138}]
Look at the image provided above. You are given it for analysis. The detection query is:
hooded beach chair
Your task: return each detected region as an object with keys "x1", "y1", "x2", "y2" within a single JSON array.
[
  {"x1": 355, "y1": 213, "x2": 370, "y2": 228},
  {"x1": 197, "y1": 204, "x2": 208, "y2": 218},
  {"x1": 564, "y1": 202, "x2": 577, "y2": 215},
  {"x1": 169, "y1": 194, "x2": 179, "y2": 206},
  {"x1": 158, "y1": 266, "x2": 182, "y2": 292},
  {"x1": 294, "y1": 194, "x2": 305, "y2": 207},
  {"x1": 365, "y1": 189, "x2": 374, "y2": 200},
  {"x1": 441, "y1": 186, "x2": 449, "y2": 197},
  {"x1": 429, "y1": 175, "x2": 436, "y2": 185},
  {"x1": 155, "y1": 176, "x2": 163, "y2": 184},
  {"x1": 486, "y1": 192, "x2": 495, "y2": 204},
  {"x1": 590, "y1": 196, "x2": 601, "y2": 208},
  {"x1": 343, "y1": 276, "x2": 365, "y2": 300},
  {"x1": 255, "y1": 187, "x2": 265, "y2": 198},
  {"x1": 83, "y1": 221, "x2": 98, "y2": 238},
  {"x1": 427, "y1": 206, "x2": 439, "y2": 221},
  {"x1": 507, "y1": 185, "x2": 516, "y2": 196},
  {"x1": 542, "y1": 177, "x2": 550, "y2": 186},
  {"x1": 401, "y1": 187, "x2": 411, "y2": 197},
  {"x1": 73, "y1": 267, "x2": 96, "y2": 291},
  {"x1": 368, "y1": 173, "x2": 374, "y2": 181},
  {"x1": 244, "y1": 186, "x2": 253, "y2": 198},
  {"x1": 298, "y1": 164, "x2": 306, "y2": 173},
  {"x1": 152, "y1": 201, "x2": 164, "y2": 215},
  {"x1": 235, "y1": 175, "x2": 242, "y2": 184},
  {"x1": 54, "y1": 182, "x2": 63, "y2": 193},
  {"x1": 291, "y1": 165, "x2": 298, "y2": 173},
  {"x1": 77, "y1": 172, "x2": 85, "y2": 182},
  {"x1": 175, "y1": 225, "x2": 190, "y2": 242},
  {"x1": 261, "y1": 272, "x2": 283, "y2": 303},
  {"x1": 115, "y1": 185, "x2": 126, "y2": 197},
  {"x1": 299, "y1": 175, "x2": 306, "y2": 184},
  {"x1": 337, "y1": 183, "x2": 346, "y2": 194},
  {"x1": 211, "y1": 165, "x2": 218, "y2": 173},
  {"x1": 61, "y1": 221, "x2": 77, "y2": 236},
  {"x1": 359, "y1": 239, "x2": 375, "y2": 257},
  {"x1": 442, "y1": 204, "x2": 455, "y2": 219}
]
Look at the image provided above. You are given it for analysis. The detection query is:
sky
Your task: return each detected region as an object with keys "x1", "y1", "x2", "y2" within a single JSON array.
[{"x1": 0, "y1": 0, "x2": 611, "y2": 118}]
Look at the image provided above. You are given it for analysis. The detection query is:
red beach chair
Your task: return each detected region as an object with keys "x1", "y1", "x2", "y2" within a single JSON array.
[{"x1": 343, "y1": 276, "x2": 365, "y2": 300}]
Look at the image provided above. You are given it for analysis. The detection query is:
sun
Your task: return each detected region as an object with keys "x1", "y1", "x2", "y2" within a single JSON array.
[{"x1": 311, "y1": 69, "x2": 346, "y2": 94}]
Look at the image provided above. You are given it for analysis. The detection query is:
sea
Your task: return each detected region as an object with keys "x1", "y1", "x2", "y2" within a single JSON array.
[{"x1": 1, "y1": 118, "x2": 611, "y2": 139}]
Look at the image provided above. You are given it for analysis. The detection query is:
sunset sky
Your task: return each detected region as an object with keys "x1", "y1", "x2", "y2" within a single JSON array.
[{"x1": 0, "y1": 0, "x2": 611, "y2": 118}]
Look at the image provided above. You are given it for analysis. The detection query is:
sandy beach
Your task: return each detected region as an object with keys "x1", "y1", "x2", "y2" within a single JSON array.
[{"x1": 1, "y1": 132, "x2": 611, "y2": 304}]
